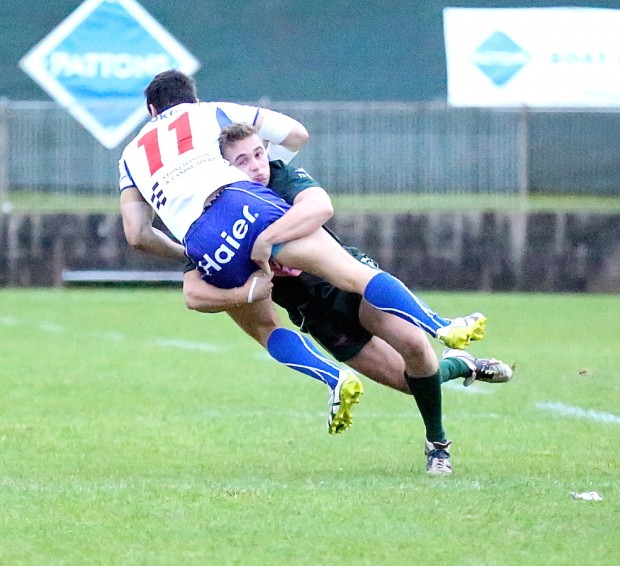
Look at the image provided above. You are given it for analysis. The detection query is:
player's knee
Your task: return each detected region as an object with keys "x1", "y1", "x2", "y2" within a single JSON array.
[{"x1": 400, "y1": 330, "x2": 433, "y2": 360}]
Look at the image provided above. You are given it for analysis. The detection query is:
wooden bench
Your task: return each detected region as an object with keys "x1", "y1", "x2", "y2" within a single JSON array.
[{"x1": 61, "y1": 270, "x2": 183, "y2": 286}]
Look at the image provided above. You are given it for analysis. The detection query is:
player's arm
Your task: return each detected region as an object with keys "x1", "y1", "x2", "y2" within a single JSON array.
[
  {"x1": 255, "y1": 108, "x2": 309, "y2": 163},
  {"x1": 120, "y1": 187, "x2": 187, "y2": 261},
  {"x1": 183, "y1": 268, "x2": 274, "y2": 313},
  {"x1": 258, "y1": 186, "x2": 333, "y2": 246},
  {"x1": 251, "y1": 186, "x2": 334, "y2": 273}
]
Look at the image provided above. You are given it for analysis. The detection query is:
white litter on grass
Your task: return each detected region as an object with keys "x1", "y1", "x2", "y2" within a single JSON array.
[
  {"x1": 570, "y1": 491, "x2": 603, "y2": 501},
  {"x1": 536, "y1": 401, "x2": 620, "y2": 424}
]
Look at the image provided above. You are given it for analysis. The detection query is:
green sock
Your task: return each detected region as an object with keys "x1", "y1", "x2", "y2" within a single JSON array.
[
  {"x1": 439, "y1": 358, "x2": 471, "y2": 383},
  {"x1": 405, "y1": 371, "x2": 446, "y2": 443}
]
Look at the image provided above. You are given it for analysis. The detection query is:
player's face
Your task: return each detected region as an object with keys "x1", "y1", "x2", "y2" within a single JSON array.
[{"x1": 223, "y1": 134, "x2": 271, "y2": 186}]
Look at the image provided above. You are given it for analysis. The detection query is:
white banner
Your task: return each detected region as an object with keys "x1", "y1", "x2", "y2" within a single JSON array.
[{"x1": 444, "y1": 7, "x2": 620, "y2": 107}]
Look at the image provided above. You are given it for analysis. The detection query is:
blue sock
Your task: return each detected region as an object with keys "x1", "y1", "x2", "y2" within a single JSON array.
[
  {"x1": 363, "y1": 272, "x2": 450, "y2": 337},
  {"x1": 266, "y1": 328, "x2": 340, "y2": 389}
]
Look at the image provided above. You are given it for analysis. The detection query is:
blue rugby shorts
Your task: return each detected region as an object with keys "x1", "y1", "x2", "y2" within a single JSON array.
[{"x1": 184, "y1": 181, "x2": 292, "y2": 289}]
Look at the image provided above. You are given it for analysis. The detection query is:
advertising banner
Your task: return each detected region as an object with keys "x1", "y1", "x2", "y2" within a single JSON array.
[
  {"x1": 20, "y1": 0, "x2": 200, "y2": 149},
  {"x1": 444, "y1": 7, "x2": 620, "y2": 107}
]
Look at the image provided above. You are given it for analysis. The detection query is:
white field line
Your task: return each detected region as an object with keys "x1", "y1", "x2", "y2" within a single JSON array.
[
  {"x1": 536, "y1": 401, "x2": 620, "y2": 424},
  {"x1": 4, "y1": 316, "x2": 512, "y2": 395},
  {"x1": 150, "y1": 338, "x2": 227, "y2": 352},
  {"x1": 90, "y1": 331, "x2": 125, "y2": 341},
  {"x1": 442, "y1": 381, "x2": 494, "y2": 394},
  {"x1": 39, "y1": 322, "x2": 64, "y2": 333},
  {"x1": 1, "y1": 316, "x2": 230, "y2": 355}
]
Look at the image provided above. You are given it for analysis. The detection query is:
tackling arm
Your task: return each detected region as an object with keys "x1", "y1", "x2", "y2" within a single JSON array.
[
  {"x1": 183, "y1": 269, "x2": 274, "y2": 313},
  {"x1": 250, "y1": 186, "x2": 334, "y2": 273}
]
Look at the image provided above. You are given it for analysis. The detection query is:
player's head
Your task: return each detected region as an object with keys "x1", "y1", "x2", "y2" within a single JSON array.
[
  {"x1": 144, "y1": 70, "x2": 198, "y2": 116},
  {"x1": 219, "y1": 123, "x2": 271, "y2": 186}
]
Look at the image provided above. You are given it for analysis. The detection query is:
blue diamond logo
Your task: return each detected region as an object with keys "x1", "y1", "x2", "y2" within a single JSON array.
[
  {"x1": 19, "y1": 0, "x2": 200, "y2": 148},
  {"x1": 471, "y1": 31, "x2": 530, "y2": 87}
]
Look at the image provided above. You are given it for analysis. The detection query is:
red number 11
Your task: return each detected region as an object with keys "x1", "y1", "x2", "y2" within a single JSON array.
[{"x1": 137, "y1": 112, "x2": 194, "y2": 176}]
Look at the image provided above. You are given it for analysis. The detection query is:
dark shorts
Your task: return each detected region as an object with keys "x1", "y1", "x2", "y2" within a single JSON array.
[
  {"x1": 184, "y1": 181, "x2": 291, "y2": 289},
  {"x1": 272, "y1": 273, "x2": 373, "y2": 362}
]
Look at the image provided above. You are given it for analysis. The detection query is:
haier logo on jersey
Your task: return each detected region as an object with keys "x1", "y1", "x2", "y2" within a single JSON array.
[
  {"x1": 19, "y1": 0, "x2": 200, "y2": 149},
  {"x1": 198, "y1": 206, "x2": 259, "y2": 275},
  {"x1": 471, "y1": 31, "x2": 530, "y2": 87}
]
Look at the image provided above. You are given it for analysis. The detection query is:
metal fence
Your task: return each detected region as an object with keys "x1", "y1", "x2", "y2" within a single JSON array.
[{"x1": 1, "y1": 100, "x2": 619, "y2": 198}]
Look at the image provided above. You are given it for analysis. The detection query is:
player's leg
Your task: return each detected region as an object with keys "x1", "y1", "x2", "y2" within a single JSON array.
[
  {"x1": 341, "y1": 334, "x2": 512, "y2": 392},
  {"x1": 266, "y1": 326, "x2": 363, "y2": 434},
  {"x1": 441, "y1": 349, "x2": 514, "y2": 387},
  {"x1": 226, "y1": 298, "x2": 281, "y2": 347},
  {"x1": 358, "y1": 299, "x2": 437, "y2": 377},
  {"x1": 226, "y1": 299, "x2": 345, "y2": 388},
  {"x1": 227, "y1": 299, "x2": 363, "y2": 434},
  {"x1": 358, "y1": 297, "x2": 441, "y2": 434},
  {"x1": 341, "y1": 334, "x2": 451, "y2": 473},
  {"x1": 358, "y1": 299, "x2": 449, "y2": 470},
  {"x1": 273, "y1": 228, "x2": 485, "y2": 349},
  {"x1": 286, "y1": 278, "x2": 490, "y2": 394},
  {"x1": 343, "y1": 336, "x2": 408, "y2": 393}
]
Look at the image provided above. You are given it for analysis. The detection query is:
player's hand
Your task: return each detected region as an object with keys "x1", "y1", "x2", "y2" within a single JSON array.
[
  {"x1": 250, "y1": 235, "x2": 273, "y2": 276},
  {"x1": 243, "y1": 270, "x2": 273, "y2": 303}
]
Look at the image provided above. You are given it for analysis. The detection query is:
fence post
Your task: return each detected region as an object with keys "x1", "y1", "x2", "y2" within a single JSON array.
[
  {"x1": 517, "y1": 106, "x2": 530, "y2": 198},
  {"x1": 0, "y1": 99, "x2": 9, "y2": 210}
]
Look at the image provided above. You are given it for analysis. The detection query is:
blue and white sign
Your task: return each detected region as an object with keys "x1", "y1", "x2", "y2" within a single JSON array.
[
  {"x1": 19, "y1": 0, "x2": 200, "y2": 148},
  {"x1": 444, "y1": 7, "x2": 620, "y2": 108}
]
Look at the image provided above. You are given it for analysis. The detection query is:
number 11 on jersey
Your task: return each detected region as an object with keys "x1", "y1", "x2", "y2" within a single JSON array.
[{"x1": 137, "y1": 112, "x2": 195, "y2": 176}]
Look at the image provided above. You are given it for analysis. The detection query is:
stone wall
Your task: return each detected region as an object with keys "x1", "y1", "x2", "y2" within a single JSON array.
[
  {"x1": 328, "y1": 212, "x2": 620, "y2": 293},
  {"x1": 1, "y1": 211, "x2": 619, "y2": 292},
  {"x1": 0, "y1": 213, "x2": 180, "y2": 287}
]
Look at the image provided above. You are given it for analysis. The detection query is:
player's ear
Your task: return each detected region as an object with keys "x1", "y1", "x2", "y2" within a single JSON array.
[{"x1": 148, "y1": 103, "x2": 158, "y2": 117}]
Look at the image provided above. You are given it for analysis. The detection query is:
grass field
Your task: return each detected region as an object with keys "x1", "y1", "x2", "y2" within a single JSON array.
[
  {"x1": 4, "y1": 190, "x2": 620, "y2": 214},
  {"x1": 0, "y1": 289, "x2": 618, "y2": 565}
]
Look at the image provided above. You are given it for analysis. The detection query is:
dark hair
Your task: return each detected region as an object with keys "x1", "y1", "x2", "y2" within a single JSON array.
[
  {"x1": 219, "y1": 123, "x2": 259, "y2": 155},
  {"x1": 144, "y1": 69, "x2": 198, "y2": 114}
]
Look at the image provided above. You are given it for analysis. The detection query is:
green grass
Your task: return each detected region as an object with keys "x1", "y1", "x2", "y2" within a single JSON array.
[
  {"x1": 333, "y1": 193, "x2": 620, "y2": 214},
  {"x1": 0, "y1": 290, "x2": 618, "y2": 565},
  {"x1": 3, "y1": 189, "x2": 620, "y2": 214},
  {"x1": 3, "y1": 191, "x2": 120, "y2": 213}
]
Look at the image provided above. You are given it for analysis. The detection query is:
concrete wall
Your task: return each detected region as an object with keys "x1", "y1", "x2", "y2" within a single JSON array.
[
  {"x1": 1, "y1": 211, "x2": 618, "y2": 292},
  {"x1": 0, "y1": 213, "x2": 177, "y2": 287}
]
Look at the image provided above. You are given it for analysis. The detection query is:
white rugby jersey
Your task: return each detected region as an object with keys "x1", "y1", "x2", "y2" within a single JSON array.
[{"x1": 119, "y1": 101, "x2": 259, "y2": 241}]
